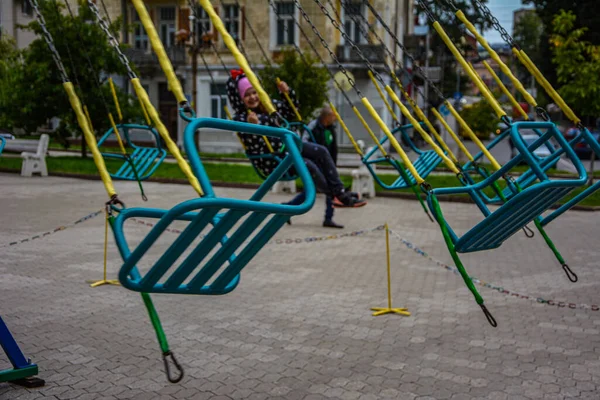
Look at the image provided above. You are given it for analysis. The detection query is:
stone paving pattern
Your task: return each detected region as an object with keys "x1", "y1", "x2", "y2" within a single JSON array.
[{"x1": 1, "y1": 174, "x2": 599, "y2": 399}]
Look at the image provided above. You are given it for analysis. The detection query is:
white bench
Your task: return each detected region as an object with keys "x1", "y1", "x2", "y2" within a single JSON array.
[
  {"x1": 271, "y1": 179, "x2": 297, "y2": 194},
  {"x1": 351, "y1": 141, "x2": 376, "y2": 198},
  {"x1": 12, "y1": 135, "x2": 50, "y2": 177}
]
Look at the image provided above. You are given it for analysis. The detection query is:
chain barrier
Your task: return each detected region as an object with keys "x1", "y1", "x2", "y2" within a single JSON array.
[{"x1": 0, "y1": 210, "x2": 104, "y2": 248}]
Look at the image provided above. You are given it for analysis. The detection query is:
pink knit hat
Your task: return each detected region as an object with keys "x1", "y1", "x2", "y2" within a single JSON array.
[{"x1": 237, "y1": 77, "x2": 254, "y2": 98}]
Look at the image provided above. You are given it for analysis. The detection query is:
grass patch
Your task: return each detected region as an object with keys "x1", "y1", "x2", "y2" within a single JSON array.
[{"x1": 1, "y1": 155, "x2": 599, "y2": 207}]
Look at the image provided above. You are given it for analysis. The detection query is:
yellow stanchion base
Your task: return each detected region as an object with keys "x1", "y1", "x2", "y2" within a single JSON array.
[
  {"x1": 370, "y1": 307, "x2": 411, "y2": 317},
  {"x1": 86, "y1": 279, "x2": 121, "y2": 288}
]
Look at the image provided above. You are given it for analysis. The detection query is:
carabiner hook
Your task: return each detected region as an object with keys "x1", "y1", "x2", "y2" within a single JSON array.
[
  {"x1": 480, "y1": 304, "x2": 498, "y2": 328},
  {"x1": 522, "y1": 225, "x2": 535, "y2": 238},
  {"x1": 163, "y1": 351, "x2": 184, "y2": 384},
  {"x1": 562, "y1": 264, "x2": 578, "y2": 283}
]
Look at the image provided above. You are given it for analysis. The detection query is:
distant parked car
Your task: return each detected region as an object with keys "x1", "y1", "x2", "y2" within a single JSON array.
[
  {"x1": 563, "y1": 127, "x2": 600, "y2": 160},
  {"x1": 511, "y1": 134, "x2": 554, "y2": 160},
  {"x1": 0, "y1": 128, "x2": 15, "y2": 140}
]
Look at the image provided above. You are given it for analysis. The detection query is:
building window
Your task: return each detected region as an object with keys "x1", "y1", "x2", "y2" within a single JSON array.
[
  {"x1": 341, "y1": 0, "x2": 365, "y2": 45},
  {"x1": 270, "y1": 1, "x2": 298, "y2": 48},
  {"x1": 22, "y1": 0, "x2": 33, "y2": 16},
  {"x1": 210, "y1": 83, "x2": 228, "y2": 119},
  {"x1": 222, "y1": 4, "x2": 240, "y2": 41},
  {"x1": 195, "y1": 6, "x2": 212, "y2": 44},
  {"x1": 133, "y1": 13, "x2": 149, "y2": 50},
  {"x1": 159, "y1": 7, "x2": 176, "y2": 48}
]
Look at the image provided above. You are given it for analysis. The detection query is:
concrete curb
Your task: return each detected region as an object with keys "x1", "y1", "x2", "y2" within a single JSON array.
[{"x1": 2, "y1": 167, "x2": 598, "y2": 212}]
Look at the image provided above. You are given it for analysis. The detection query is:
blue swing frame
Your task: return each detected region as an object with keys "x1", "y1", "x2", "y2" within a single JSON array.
[
  {"x1": 0, "y1": 136, "x2": 5, "y2": 156},
  {"x1": 110, "y1": 118, "x2": 316, "y2": 295},
  {"x1": 97, "y1": 124, "x2": 167, "y2": 181},
  {"x1": 427, "y1": 121, "x2": 588, "y2": 254},
  {"x1": 362, "y1": 123, "x2": 443, "y2": 190}
]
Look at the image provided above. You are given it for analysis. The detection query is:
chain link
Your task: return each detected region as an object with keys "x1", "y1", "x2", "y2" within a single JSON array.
[
  {"x1": 471, "y1": 0, "x2": 517, "y2": 48},
  {"x1": 87, "y1": 0, "x2": 137, "y2": 79},
  {"x1": 364, "y1": 1, "x2": 446, "y2": 102},
  {"x1": 188, "y1": 0, "x2": 231, "y2": 74},
  {"x1": 233, "y1": 0, "x2": 271, "y2": 66},
  {"x1": 29, "y1": 0, "x2": 69, "y2": 83},
  {"x1": 293, "y1": 0, "x2": 361, "y2": 97}
]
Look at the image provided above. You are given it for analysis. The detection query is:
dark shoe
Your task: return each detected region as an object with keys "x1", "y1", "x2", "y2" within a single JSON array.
[
  {"x1": 333, "y1": 192, "x2": 367, "y2": 208},
  {"x1": 323, "y1": 220, "x2": 344, "y2": 229}
]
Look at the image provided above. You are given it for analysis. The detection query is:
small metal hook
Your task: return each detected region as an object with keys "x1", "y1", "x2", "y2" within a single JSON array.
[{"x1": 163, "y1": 351, "x2": 184, "y2": 384}]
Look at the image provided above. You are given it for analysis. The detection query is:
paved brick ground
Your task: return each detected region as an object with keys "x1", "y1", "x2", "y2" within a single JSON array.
[{"x1": 1, "y1": 174, "x2": 599, "y2": 400}]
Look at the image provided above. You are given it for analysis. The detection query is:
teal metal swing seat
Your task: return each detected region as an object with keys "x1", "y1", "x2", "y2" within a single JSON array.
[
  {"x1": 428, "y1": 121, "x2": 587, "y2": 254},
  {"x1": 362, "y1": 123, "x2": 443, "y2": 190},
  {"x1": 110, "y1": 118, "x2": 315, "y2": 295},
  {"x1": 97, "y1": 124, "x2": 167, "y2": 181},
  {"x1": 0, "y1": 136, "x2": 5, "y2": 156}
]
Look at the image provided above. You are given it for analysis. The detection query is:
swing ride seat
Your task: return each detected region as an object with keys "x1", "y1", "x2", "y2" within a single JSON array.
[
  {"x1": 428, "y1": 121, "x2": 587, "y2": 254},
  {"x1": 363, "y1": 123, "x2": 443, "y2": 190},
  {"x1": 97, "y1": 124, "x2": 167, "y2": 181},
  {"x1": 112, "y1": 118, "x2": 316, "y2": 295},
  {"x1": 0, "y1": 136, "x2": 5, "y2": 156}
]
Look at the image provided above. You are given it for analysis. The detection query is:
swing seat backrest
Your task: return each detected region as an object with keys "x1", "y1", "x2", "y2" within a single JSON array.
[
  {"x1": 0, "y1": 136, "x2": 5, "y2": 155},
  {"x1": 98, "y1": 124, "x2": 167, "y2": 181},
  {"x1": 112, "y1": 118, "x2": 316, "y2": 295}
]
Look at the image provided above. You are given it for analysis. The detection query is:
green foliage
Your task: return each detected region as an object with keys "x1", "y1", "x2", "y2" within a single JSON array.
[
  {"x1": 258, "y1": 49, "x2": 330, "y2": 121},
  {"x1": 0, "y1": 36, "x2": 24, "y2": 129},
  {"x1": 513, "y1": 11, "x2": 544, "y2": 84},
  {"x1": 4, "y1": 0, "x2": 143, "y2": 149},
  {"x1": 550, "y1": 10, "x2": 600, "y2": 118},
  {"x1": 458, "y1": 100, "x2": 497, "y2": 140}
]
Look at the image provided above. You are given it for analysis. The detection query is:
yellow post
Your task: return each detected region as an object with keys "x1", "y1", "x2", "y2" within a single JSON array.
[
  {"x1": 330, "y1": 102, "x2": 363, "y2": 157},
  {"x1": 87, "y1": 209, "x2": 120, "y2": 287},
  {"x1": 108, "y1": 77, "x2": 123, "y2": 122},
  {"x1": 352, "y1": 106, "x2": 388, "y2": 157},
  {"x1": 431, "y1": 107, "x2": 474, "y2": 162},
  {"x1": 368, "y1": 70, "x2": 400, "y2": 123},
  {"x1": 371, "y1": 223, "x2": 410, "y2": 317}
]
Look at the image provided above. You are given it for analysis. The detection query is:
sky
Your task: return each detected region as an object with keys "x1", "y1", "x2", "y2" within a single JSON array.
[{"x1": 482, "y1": 0, "x2": 533, "y2": 44}]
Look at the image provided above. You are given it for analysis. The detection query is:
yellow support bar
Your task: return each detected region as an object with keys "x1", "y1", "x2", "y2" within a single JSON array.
[
  {"x1": 482, "y1": 60, "x2": 529, "y2": 120},
  {"x1": 368, "y1": 70, "x2": 400, "y2": 123},
  {"x1": 384, "y1": 85, "x2": 460, "y2": 174},
  {"x1": 456, "y1": 10, "x2": 537, "y2": 108},
  {"x1": 433, "y1": 21, "x2": 506, "y2": 119},
  {"x1": 108, "y1": 112, "x2": 128, "y2": 155},
  {"x1": 130, "y1": 0, "x2": 186, "y2": 104},
  {"x1": 330, "y1": 102, "x2": 363, "y2": 157},
  {"x1": 83, "y1": 105, "x2": 95, "y2": 133},
  {"x1": 352, "y1": 106, "x2": 388, "y2": 157},
  {"x1": 276, "y1": 77, "x2": 302, "y2": 121},
  {"x1": 199, "y1": 0, "x2": 275, "y2": 114},
  {"x1": 390, "y1": 73, "x2": 458, "y2": 164},
  {"x1": 515, "y1": 49, "x2": 581, "y2": 125},
  {"x1": 446, "y1": 101, "x2": 502, "y2": 171},
  {"x1": 63, "y1": 82, "x2": 116, "y2": 199},
  {"x1": 361, "y1": 97, "x2": 424, "y2": 183},
  {"x1": 108, "y1": 77, "x2": 123, "y2": 122},
  {"x1": 431, "y1": 107, "x2": 474, "y2": 162},
  {"x1": 131, "y1": 78, "x2": 204, "y2": 197}
]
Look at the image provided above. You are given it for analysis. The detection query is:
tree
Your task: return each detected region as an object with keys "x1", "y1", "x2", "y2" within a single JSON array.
[
  {"x1": 6, "y1": 0, "x2": 143, "y2": 154},
  {"x1": 550, "y1": 10, "x2": 600, "y2": 120},
  {"x1": 0, "y1": 36, "x2": 24, "y2": 129},
  {"x1": 523, "y1": 0, "x2": 600, "y2": 86},
  {"x1": 258, "y1": 49, "x2": 331, "y2": 121},
  {"x1": 512, "y1": 11, "x2": 543, "y2": 80},
  {"x1": 459, "y1": 100, "x2": 498, "y2": 140}
]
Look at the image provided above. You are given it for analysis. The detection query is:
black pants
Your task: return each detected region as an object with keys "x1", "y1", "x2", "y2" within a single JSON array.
[{"x1": 300, "y1": 142, "x2": 344, "y2": 197}]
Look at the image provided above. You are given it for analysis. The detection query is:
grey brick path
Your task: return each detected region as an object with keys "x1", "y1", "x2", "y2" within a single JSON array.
[{"x1": 0, "y1": 174, "x2": 599, "y2": 399}]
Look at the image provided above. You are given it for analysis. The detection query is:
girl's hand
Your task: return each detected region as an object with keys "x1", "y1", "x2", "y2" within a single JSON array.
[
  {"x1": 247, "y1": 111, "x2": 259, "y2": 124},
  {"x1": 277, "y1": 80, "x2": 290, "y2": 94}
]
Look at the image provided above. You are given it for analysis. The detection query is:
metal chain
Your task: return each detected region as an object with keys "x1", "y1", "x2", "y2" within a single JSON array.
[
  {"x1": 233, "y1": 0, "x2": 271, "y2": 67},
  {"x1": 87, "y1": 0, "x2": 137, "y2": 79},
  {"x1": 188, "y1": 0, "x2": 232, "y2": 75},
  {"x1": 471, "y1": 0, "x2": 517, "y2": 49},
  {"x1": 271, "y1": 0, "x2": 353, "y2": 107},
  {"x1": 28, "y1": 0, "x2": 69, "y2": 83},
  {"x1": 293, "y1": 0, "x2": 361, "y2": 97},
  {"x1": 363, "y1": 0, "x2": 446, "y2": 102},
  {"x1": 312, "y1": 0, "x2": 384, "y2": 89}
]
